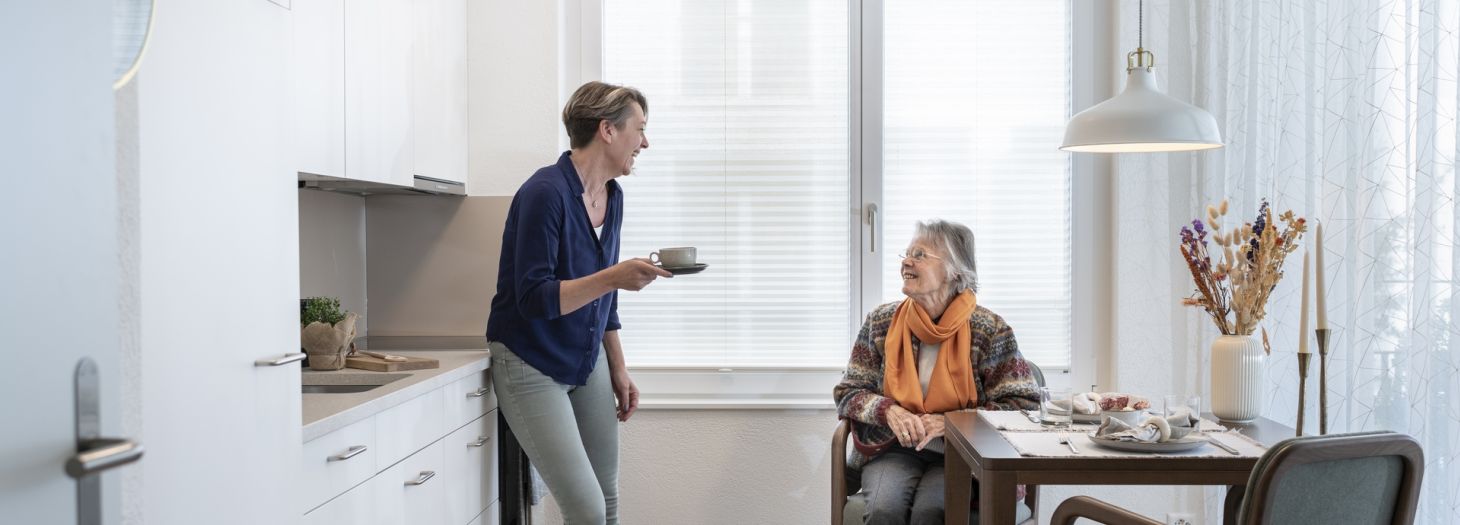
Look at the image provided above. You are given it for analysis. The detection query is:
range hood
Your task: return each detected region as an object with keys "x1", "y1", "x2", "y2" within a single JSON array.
[{"x1": 298, "y1": 172, "x2": 465, "y2": 196}]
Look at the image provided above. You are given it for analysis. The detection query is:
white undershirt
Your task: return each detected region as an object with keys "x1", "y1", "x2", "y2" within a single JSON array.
[{"x1": 916, "y1": 341, "x2": 945, "y2": 454}]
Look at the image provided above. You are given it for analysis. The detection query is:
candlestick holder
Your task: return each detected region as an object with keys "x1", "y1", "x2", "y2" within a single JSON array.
[
  {"x1": 1296, "y1": 352, "x2": 1311, "y2": 436},
  {"x1": 1315, "y1": 328, "x2": 1331, "y2": 434}
]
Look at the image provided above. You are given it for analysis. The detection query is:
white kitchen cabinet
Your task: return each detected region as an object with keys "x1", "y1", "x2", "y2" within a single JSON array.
[
  {"x1": 411, "y1": 0, "x2": 469, "y2": 183},
  {"x1": 300, "y1": 415, "x2": 377, "y2": 514},
  {"x1": 443, "y1": 414, "x2": 497, "y2": 525},
  {"x1": 471, "y1": 502, "x2": 501, "y2": 525},
  {"x1": 376, "y1": 387, "x2": 445, "y2": 469},
  {"x1": 344, "y1": 0, "x2": 414, "y2": 186},
  {"x1": 379, "y1": 440, "x2": 447, "y2": 524},
  {"x1": 302, "y1": 369, "x2": 497, "y2": 524},
  {"x1": 291, "y1": 0, "x2": 345, "y2": 178}
]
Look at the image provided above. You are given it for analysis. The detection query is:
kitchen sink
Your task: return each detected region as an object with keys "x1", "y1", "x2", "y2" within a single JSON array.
[
  {"x1": 301, "y1": 372, "x2": 409, "y2": 394},
  {"x1": 302, "y1": 384, "x2": 382, "y2": 394}
]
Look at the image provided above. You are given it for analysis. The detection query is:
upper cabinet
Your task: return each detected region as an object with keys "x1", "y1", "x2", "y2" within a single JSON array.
[
  {"x1": 292, "y1": 0, "x2": 345, "y2": 178},
  {"x1": 412, "y1": 0, "x2": 468, "y2": 184},
  {"x1": 293, "y1": 0, "x2": 468, "y2": 189}
]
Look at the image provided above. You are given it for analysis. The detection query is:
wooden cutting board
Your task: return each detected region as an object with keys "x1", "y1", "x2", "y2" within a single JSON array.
[{"x1": 345, "y1": 354, "x2": 440, "y2": 372}]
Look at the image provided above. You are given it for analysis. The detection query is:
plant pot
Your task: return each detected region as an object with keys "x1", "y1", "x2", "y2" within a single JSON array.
[
  {"x1": 307, "y1": 350, "x2": 347, "y2": 371},
  {"x1": 1209, "y1": 334, "x2": 1266, "y2": 423}
]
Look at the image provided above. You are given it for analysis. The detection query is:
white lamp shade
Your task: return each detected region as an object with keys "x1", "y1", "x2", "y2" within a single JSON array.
[{"x1": 1061, "y1": 67, "x2": 1223, "y2": 153}]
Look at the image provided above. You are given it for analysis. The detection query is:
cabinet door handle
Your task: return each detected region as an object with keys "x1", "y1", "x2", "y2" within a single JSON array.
[
  {"x1": 467, "y1": 436, "x2": 489, "y2": 447},
  {"x1": 255, "y1": 353, "x2": 306, "y2": 366},
  {"x1": 328, "y1": 445, "x2": 367, "y2": 462},
  {"x1": 405, "y1": 470, "x2": 436, "y2": 486},
  {"x1": 467, "y1": 387, "x2": 490, "y2": 398}
]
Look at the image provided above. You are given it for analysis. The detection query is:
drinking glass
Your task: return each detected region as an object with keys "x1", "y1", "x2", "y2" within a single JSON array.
[{"x1": 1039, "y1": 387, "x2": 1072, "y2": 427}]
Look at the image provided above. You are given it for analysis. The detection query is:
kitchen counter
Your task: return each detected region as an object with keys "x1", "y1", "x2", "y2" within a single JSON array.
[{"x1": 301, "y1": 341, "x2": 491, "y2": 442}]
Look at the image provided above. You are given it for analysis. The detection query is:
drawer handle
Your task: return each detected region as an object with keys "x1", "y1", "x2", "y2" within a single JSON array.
[
  {"x1": 328, "y1": 445, "x2": 367, "y2": 462},
  {"x1": 468, "y1": 436, "x2": 490, "y2": 447},
  {"x1": 467, "y1": 387, "x2": 490, "y2": 398},
  {"x1": 405, "y1": 470, "x2": 436, "y2": 486}
]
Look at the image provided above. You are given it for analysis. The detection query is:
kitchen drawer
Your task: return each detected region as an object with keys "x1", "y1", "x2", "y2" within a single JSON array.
[
  {"x1": 301, "y1": 415, "x2": 377, "y2": 514},
  {"x1": 376, "y1": 439, "x2": 446, "y2": 525},
  {"x1": 443, "y1": 411, "x2": 497, "y2": 525},
  {"x1": 443, "y1": 370, "x2": 494, "y2": 433},
  {"x1": 469, "y1": 501, "x2": 500, "y2": 525},
  {"x1": 302, "y1": 466, "x2": 382, "y2": 525},
  {"x1": 375, "y1": 387, "x2": 444, "y2": 470}
]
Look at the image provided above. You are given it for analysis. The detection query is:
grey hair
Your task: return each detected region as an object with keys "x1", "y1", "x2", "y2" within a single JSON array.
[{"x1": 913, "y1": 219, "x2": 979, "y2": 294}]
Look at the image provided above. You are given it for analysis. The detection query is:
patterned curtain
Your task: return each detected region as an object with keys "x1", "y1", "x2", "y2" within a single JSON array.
[{"x1": 1113, "y1": 0, "x2": 1458, "y2": 522}]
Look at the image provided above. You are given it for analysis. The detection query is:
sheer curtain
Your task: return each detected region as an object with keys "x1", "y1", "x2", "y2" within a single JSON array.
[{"x1": 1114, "y1": 0, "x2": 1458, "y2": 522}]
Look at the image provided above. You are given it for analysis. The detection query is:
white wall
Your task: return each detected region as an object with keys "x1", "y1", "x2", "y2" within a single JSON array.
[{"x1": 299, "y1": 190, "x2": 369, "y2": 335}]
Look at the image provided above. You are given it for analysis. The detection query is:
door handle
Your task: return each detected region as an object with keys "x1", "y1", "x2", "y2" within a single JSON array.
[
  {"x1": 66, "y1": 438, "x2": 144, "y2": 479},
  {"x1": 255, "y1": 352, "x2": 306, "y2": 366},
  {"x1": 865, "y1": 202, "x2": 880, "y2": 253},
  {"x1": 467, "y1": 387, "x2": 490, "y2": 398},
  {"x1": 328, "y1": 445, "x2": 368, "y2": 462},
  {"x1": 468, "y1": 436, "x2": 490, "y2": 447},
  {"x1": 73, "y1": 357, "x2": 143, "y2": 525}
]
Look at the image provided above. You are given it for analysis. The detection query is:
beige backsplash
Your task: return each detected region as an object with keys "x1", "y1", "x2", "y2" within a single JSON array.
[{"x1": 299, "y1": 190, "x2": 511, "y2": 338}]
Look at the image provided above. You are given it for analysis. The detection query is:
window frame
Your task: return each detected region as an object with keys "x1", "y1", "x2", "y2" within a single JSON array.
[{"x1": 578, "y1": 0, "x2": 1113, "y2": 408}]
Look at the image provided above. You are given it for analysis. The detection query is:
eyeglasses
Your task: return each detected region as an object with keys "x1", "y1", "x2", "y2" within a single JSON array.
[{"x1": 898, "y1": 249, "x2": 943, "y2": 263}]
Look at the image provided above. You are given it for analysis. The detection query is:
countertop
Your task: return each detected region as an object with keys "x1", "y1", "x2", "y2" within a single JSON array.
[{"x1": 300, "y1": 337, "x2": 491, "y2": 442}]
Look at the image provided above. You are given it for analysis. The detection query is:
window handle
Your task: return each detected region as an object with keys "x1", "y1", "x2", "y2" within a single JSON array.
[{"x1": 865, "y1": 202, "x2": 880, "y2": 253}]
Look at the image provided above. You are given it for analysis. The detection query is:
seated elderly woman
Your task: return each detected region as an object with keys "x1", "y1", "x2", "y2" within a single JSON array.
[{"x1": 833, "y1": 219, "x2": 1041, "y2": 525}]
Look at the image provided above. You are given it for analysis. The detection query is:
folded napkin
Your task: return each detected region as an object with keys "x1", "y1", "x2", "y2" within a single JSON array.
[
  {"x1": 1095, "y1": 413, "x2": 1199, "y2": 443},
  {"x1": 1054, "y1": 392, "x2": 1150, "y2": 416}
]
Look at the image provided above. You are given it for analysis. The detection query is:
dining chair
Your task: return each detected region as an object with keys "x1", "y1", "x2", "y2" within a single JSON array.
[
  {"x1": 1050, "y1": 431, "x2": 1425, "y2": 525},
  {"x1": 831, "y1": 361, "x2": 1045, "y2": 525}
]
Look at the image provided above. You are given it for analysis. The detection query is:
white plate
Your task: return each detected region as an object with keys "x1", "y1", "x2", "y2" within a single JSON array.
[{"x1": 1086, "y1": 433, "x2": 1210, "y2": 453}]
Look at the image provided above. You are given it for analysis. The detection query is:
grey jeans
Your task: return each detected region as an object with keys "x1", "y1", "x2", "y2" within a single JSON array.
[
  {"x1": 861, "y1": 446, "x2": 946, "y2": 525},
  {"x1": 490, "y1": 342, "x2": 619, "y2": 525}
]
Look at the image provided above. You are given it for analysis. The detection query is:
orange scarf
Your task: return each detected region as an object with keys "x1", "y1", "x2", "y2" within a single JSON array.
[{"x1": 883, "y1": 291, "x2": 978, "y2": 413}]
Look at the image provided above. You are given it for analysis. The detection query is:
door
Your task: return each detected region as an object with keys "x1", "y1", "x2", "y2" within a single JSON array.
[
  {"x1": 0, "y1": 1, "x2": 127, "y2": 524},
  {"x1": 134, "y1": 0, "x2": 302, "y2": 523}
]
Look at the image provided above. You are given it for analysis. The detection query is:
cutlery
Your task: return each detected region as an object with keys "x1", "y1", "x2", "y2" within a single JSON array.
[
  {"x1": 1058, "y1": 434, "x2": 1080, "y2": 454},
  {"x1": 1207, "y1": 434, "x2": 1241, "y2": 455},
  {"x1": 1019, "y1": 408, "x2": 1041, "y2": 424}
]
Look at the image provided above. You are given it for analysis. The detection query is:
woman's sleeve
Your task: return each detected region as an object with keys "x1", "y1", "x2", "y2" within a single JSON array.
[
  {"x1": 833, "y1": 313, "x2": 896, "y2": 426},
  {"x1": 605, "y1": 291, "x2": 621, "y2": 331},
  {"x1": 977, "y1": 317, "x2": 1041, "y2": 411},
  {"x1": 511, "y1": 182, "x2": 565, "y2": 319}
]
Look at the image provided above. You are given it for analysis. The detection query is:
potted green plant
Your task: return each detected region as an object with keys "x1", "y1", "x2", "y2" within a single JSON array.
[{"x1": 300, "y1": 297, "x2": 359, "y2": 371}]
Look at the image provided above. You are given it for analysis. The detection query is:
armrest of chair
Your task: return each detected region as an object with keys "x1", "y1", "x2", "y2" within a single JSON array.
[
  {"x1": 832, "y1": 419, "x2": 851, "y2": 525},
  {"x1": 1051, "y1": 496, "x2": 1163, "y2": 525}
]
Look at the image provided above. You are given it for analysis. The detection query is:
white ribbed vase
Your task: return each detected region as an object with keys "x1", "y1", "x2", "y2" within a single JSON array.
[{"x1": 1210, "y1": 334, "x2": 1266, "y2": 423}]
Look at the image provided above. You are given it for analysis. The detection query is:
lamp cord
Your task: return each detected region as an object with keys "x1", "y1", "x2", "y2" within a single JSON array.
[{"x1": 1138, "y1": 0, "x2": 1144, "y2": 49}]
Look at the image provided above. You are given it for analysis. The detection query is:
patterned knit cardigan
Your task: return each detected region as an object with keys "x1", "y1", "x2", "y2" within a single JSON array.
[{"x1": 834, "y1": 301, "x2": 1041, "y2": 470}]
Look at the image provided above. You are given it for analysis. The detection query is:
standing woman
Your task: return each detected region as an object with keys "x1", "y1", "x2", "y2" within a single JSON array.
[{"x1": 487, "y1": 81, "x2": 670, "y2": 524}]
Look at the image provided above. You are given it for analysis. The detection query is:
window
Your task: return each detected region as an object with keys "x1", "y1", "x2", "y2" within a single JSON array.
[
  {"x1": 604, "y1": 0, "x2": 852, "y2": 368},
  {"x1": 598, "y1": 0, "x2": 1082, "y2": 403},
  {"x1": 877, "y1": 0, "x2": 1071, "y2": 368}
]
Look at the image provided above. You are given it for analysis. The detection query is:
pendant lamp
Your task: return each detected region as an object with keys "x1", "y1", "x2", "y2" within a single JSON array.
[{"x1": 1060, "y1": 0, "x2": 1222, "y2": 153}]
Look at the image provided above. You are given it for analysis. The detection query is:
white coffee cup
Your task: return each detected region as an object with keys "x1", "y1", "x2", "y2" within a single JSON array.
[{"x1": 650, "y1": 247, "x2": 696, "y2": 268}]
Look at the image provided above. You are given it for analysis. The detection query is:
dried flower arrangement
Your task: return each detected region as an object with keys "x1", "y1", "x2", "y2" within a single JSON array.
[{"x1": 1179, "y1": 200, "x2": 1307, "y2": 336}]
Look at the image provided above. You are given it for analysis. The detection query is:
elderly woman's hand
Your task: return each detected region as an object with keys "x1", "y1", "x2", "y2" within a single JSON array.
[
  {"x1": 886, "y1": 404, "x2": 927, "y2": 447},
  {"x1": 915, "y1": 413, "x2": 945, "y2": 451}
]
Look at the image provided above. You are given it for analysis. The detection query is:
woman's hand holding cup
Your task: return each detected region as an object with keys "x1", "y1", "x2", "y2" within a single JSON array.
[{"x1": 607, "y1": 258, "x2": 673, "y2": 290}]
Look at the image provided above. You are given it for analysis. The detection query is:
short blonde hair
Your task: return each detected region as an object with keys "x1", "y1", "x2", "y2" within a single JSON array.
[{"x1": 562, "y1": 81, "x2": 649, "y2": 149}]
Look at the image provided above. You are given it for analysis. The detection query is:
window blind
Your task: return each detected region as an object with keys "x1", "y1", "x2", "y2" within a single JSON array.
[
  {"x1": 879, "y1": 0, "x2": 1072, "y2": 368},
  {"x1": 603, "y1": 0, "x2": 852, "y2": 367}
]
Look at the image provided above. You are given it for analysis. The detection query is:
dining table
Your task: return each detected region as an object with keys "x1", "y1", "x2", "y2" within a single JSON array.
[{"x1": 943, "y1": 410, "x2": 1294, "y2": 525}]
